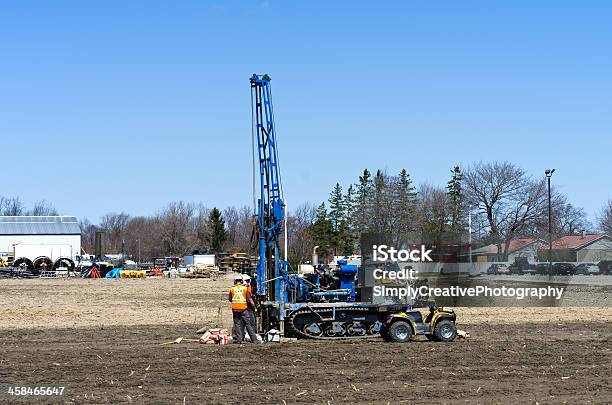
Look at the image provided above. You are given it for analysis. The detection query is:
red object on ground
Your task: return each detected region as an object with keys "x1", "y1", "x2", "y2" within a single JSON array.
[{"x1": 90, "y1": 267, "x2": 100, "y2": 278}]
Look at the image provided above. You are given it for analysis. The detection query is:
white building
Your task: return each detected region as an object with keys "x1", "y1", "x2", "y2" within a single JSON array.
[{"x1": 0, "y1": 216, "x2": 81, "y2": 261}]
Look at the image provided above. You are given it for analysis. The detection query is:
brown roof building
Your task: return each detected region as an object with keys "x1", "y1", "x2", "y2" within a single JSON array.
[
  {"x1": 539, "y1": 234, "x2": 612, "y2": 262},
  {"x1": 471, "y1": 238, "x2": 545, "y2": 263}
]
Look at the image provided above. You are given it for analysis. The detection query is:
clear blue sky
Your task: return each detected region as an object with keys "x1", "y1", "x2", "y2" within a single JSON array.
[{"x1": 1, "y1": 1, "x2": 611, "y2": 223}]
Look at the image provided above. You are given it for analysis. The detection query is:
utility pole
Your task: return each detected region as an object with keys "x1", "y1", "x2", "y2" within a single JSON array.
[
  {"x1": 121, "y1": 239, "x2": 125, "y2": 268},
  {"x1": 468, "y1": 207, "x2": 472, "y2": 264},
  {"x1": 137, "y1": 239, "x2": 141, "y2": 269},
  {"x1": 545, "y1": 169, "x2": 555, "y2": 278}
]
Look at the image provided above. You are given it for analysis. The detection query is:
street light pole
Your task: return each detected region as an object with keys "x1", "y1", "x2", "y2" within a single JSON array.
[
  {"x1": 545, "y1": 169, "x2": 555, "y2": 277},
  {"x1": 468, "y1": 206, "x2": 472, "y2": 264},
  {"x1": 137, "y1": 239, "x2": 141, "y2": 269}
]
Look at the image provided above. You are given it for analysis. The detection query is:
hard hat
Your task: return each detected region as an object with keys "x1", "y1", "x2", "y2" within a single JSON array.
[
  {"x1": 242, "y1": 274, "x2": 251, "y2": 282},
  {"x1": 234, "y1": 275, "x2": 243, "y2": 283}
]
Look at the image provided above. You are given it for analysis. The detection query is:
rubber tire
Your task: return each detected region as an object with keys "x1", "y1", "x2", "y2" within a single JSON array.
[
  {"x1": 387, "y1": 321, "x2": 413, "y2": 343},
  {"x1": 433, "y1": 320, "x2": 457, "y2": 342}
]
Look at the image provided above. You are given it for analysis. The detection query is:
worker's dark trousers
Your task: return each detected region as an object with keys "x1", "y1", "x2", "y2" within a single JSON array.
[
  {"x1": 242, "y1": 308, "x2": 257, "y2": 338},
  {"x1": 233, "y1": 310, "x2": 259, "y2": 344}
]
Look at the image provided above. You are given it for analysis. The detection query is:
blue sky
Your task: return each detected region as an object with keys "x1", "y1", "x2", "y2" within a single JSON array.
[{"x1": 1, "y1": 1, "x2": 610, "y2": 223}]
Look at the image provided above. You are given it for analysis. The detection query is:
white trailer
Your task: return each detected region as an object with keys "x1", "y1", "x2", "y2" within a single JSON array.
[
  {"x1": 14, "y1": 244, "x2": 75, "y2": 262},
  {"x1": 184, "y1": 254, "x2": 216, "y2": 267}
]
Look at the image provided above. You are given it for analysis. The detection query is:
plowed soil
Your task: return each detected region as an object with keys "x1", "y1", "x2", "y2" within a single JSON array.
[{"x1": 0, "y1": 277, "x2": 611, "y2": 404}]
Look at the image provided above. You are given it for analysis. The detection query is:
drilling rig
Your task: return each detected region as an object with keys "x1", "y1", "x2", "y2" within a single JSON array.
[{"x1": 250, "y1": 74, "x2": 458, "y2": 342}]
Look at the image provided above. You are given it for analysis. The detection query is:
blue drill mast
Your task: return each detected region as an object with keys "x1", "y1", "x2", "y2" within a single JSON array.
[{"x1": 250, "y1": 74, "x2": 288, "y2": 325}]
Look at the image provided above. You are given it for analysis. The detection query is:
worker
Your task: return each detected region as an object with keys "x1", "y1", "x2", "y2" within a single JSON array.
[
  {"x1": 242, "y1": 274, "x2": 258, "y2": 336},
  {"x1": 229, "y1": 275, "x2": 259, "y2": 344},
  {"x1": 242, "y1": 273, "x2": 253, "y2": 294}
]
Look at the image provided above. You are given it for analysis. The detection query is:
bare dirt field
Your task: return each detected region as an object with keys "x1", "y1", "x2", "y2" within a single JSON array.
[{"x1": 0, "y1": 277, "x2": 611, "y2": 404}]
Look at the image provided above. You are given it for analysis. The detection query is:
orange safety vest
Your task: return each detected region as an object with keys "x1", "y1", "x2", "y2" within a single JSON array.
[{"x1": 230, "y1": 285, "x2": 248, "y2": 311}]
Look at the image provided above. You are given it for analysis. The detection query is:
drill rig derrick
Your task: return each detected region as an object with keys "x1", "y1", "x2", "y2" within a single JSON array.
[
  {"x1": 250, "y1": 74, "x2": 287, "y2": 332},
  {"x1": 248, "y1": 74, "x2": 458, "y2": 342}
]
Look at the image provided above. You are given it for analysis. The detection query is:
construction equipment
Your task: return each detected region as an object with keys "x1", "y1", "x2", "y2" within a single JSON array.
[{"x1": 250, "y1": 74, "x2": 457, "y2": 342}]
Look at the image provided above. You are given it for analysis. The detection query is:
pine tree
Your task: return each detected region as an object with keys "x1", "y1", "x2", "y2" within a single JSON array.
[
  {"x1": 396, "y1": 169, "x2": 417, "y2": 238},
  {"x1": 336, "y1": 219, "x2": 354, "y2": 255},
  {"x1": 328, "y1": 183, "x2": 345, "y2": 232},
  {"x1": 355, "y1": 168, "x2": 373, "y2": 234},
  {"x1": 308, "y1": 203, "x2": 333, "y2": 258},
  {"x1": 328, "y1": 183, "x2": 354, "y2": 256},
  {"x1": 373, "y1": 170, "x2": 387, "y2": 233},
  {"x1": 206, "y1": 207, "x2": 227, "y2": 253},
  {"x1": 344, "y1": 184, "x2": 358, "y2": 252},
  {"x1": 446, "y1": 165, "x2": 465, "y2": 231},
  {"x1": 345, "y1": 184, "x2": 356, "y2": 224}
]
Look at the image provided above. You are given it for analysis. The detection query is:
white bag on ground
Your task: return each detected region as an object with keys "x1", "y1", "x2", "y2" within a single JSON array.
[
  {"x1": 245, "y1": 332, "x2": 263, "y2": 343},
  {"x1": 265, "y1": 329, "x2": 281, "y2": 343}
]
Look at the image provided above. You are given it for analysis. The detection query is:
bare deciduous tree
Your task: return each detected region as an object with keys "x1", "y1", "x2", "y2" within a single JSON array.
[
  {"x1": 598, "y1": 200, "x2": 612, "y2": 234},
  {"x1": 0, "y1": 197, "x2": 25, "y2": 216},
  {"x1": 28, "y1": 200, "x2": 58, "y2": 216},
  {"x1": 189, "y1": 203, "x2": 210, "y2": 251},
  {"x1": 224, "y1": 206, "x2": 255, "y2": 253},
  {"x1": 417, "y1": 183, "x2": 450, "y2": 244},
  {"x1": 159, "y1": 201, "x2": 194, "y2": 256},
  {"x1": 464, "y1": 162, "x2": 549, "y2": 260},
  {"x1": 554, "y1": 201, "x2": 590, "y2": 235},
  {"x1": 100, "y1": 212, "x2": 131, "y2": 252},
  {"x1": 79, "y1": 219, "x2": 97, "y2": 254},
  {"x1": 285, "y1": 202, "x2": 316, "y2": 264}
]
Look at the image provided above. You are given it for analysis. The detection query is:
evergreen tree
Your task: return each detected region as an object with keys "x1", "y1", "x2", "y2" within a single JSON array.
[
  {"x1": 446, "y1": 165, "x2": 465, "y2": 230},
  {"x1": 206, "y1": 207, "x2": 227, "y2": 253},
  {"x1": 308, "y1": 203, "x2": 333, "y2": 258},
  {"x1": 373, "y1": 169, "x2": 387, "y2": 233},
  {"x1": 396, "y1": 169, "x2": 418, "y2": 238},
  {"x1": 355, "y1": 168, "x2": 373, "y2": 234},
  {"x1": 345, "y1": 184, "x2": 356, "y2": 224},
  {"x1": 344, "y1": 184, "x2": 358, "y2": 252},
  {"x1": 328, "y1": 183, "x2": 346, "y2": 232},
  {"x1": 336, "y1": 219, "x2": 354, "y2": 255},
  {"x1": 328, "y1": 183, "x2": 354, "y2": 255}
]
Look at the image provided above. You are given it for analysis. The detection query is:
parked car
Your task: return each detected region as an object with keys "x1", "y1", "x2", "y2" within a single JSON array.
[
  {"x1": 552, "y1": 262, "x2": 576, "y2": 276},
  {"x1": 536, "y1": 263, "x2": 552, "y2": 275},
  {"x1": 487, "y1": 263, "x2": 509, "y2": 275},
  {"x1": 598, "y1": 260, "x2": 612, "y2": 275},
  {"x1": 575, "y1": 263, "x2": 600, "y2": 275},
  {"x1": 509, "y1": 258, "x2": 536, "y2": 275}
]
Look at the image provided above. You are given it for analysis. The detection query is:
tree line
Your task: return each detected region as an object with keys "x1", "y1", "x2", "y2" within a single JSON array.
[
  {"x1": 2, "y1": 161, "x2": 612, "y2": 263},
  {"x1": 78, "y1": 202, "x2": 314, "y2": 264},
  {"x1": 80, "y1": 203, "x2": 235, "y2": 260},
  {"x1": 309, "y1": 162, "x2": 608, "y2": 261},
  {"x1": 0, "y1": 197, "x2": 58, "y2": 216}
]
